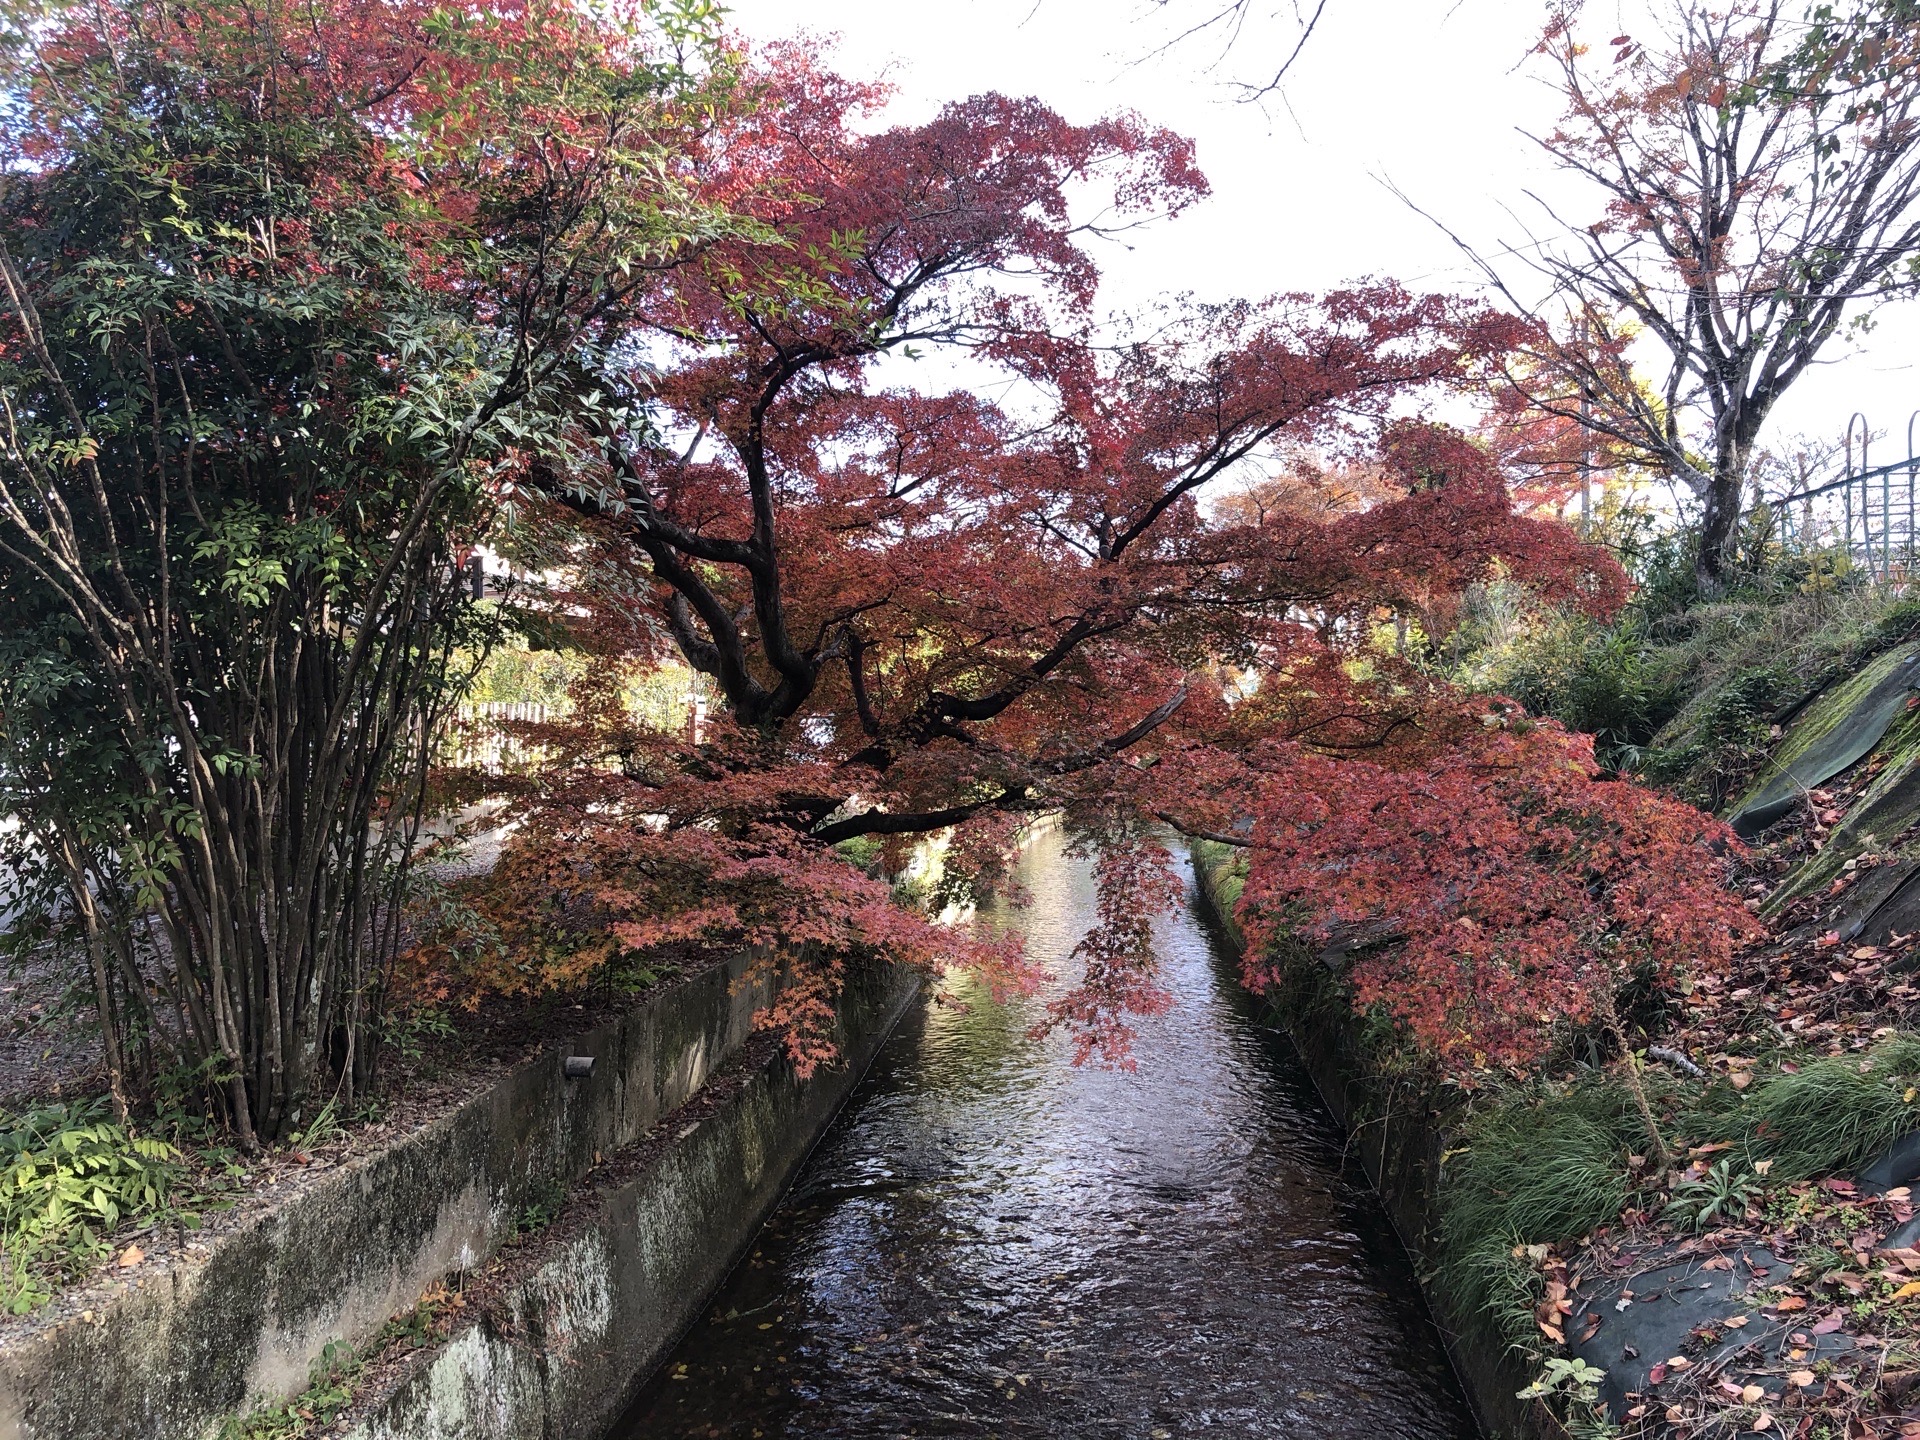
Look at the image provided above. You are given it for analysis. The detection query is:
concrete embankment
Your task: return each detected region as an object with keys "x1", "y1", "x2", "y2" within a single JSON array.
[
  {"x1": 342, "y1": 960, "x2": 918, "y2": 1440},
  {"x1": 1187, "y1": 847, "x2": 1544, "y2": 1440},
  {"x1": 0, "y1": 955, "x2": 917, "y2": 1440}
]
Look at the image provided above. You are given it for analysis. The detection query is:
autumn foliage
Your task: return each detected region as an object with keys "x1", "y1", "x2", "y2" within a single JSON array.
[
  {"x1": 26, "y1": 8, "x2": 1718, "y2": 1092},
  {"x1": 374, "y1": 38, "x2": 1764, "y2": 1085},
  {"x1": 1236, "y1": 697, "x2": 1758, "y2": 1077}
]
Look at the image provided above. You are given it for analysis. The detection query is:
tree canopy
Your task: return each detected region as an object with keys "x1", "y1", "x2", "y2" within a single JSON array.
[{"x1": 430, "y1": 49, "x2": 1752, "y2": 1077}]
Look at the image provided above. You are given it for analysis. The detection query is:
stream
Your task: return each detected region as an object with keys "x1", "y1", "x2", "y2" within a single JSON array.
[{"x1": 610, "y1": 828, "x2": 1479, "y2": 1439}]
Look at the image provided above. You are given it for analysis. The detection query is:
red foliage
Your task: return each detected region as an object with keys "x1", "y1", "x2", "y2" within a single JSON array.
[
  {"x1": 411, "y1": 40, "x2": 1738, "y2": 1076},
  {"x1": 1236, "y1": 698, "x2": 1758, "y2": 1076}
]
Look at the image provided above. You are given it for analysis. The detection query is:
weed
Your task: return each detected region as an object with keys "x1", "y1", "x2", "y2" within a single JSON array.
[
  {"x1": 213, "y1": 1340, "x2": 359, "y2": 1440},
  {"x1": 1662, "y1": 1159, "x2": 1760, "y2": 1232},
  {"x1": 514, "y1": 1176, "x2": 567, "y2": 1237},
  {"x1": 1518, "y1": 1356, "x2": 1615, "y2": 1439},
  {"x1": 287, "y1": 1097, "x2": 345, "y2": 1152}
]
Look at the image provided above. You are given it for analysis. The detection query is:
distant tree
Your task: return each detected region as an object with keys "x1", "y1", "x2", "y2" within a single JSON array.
[{"x1": 1481, "y1": 0, "x2": 1920, "y2": 588}]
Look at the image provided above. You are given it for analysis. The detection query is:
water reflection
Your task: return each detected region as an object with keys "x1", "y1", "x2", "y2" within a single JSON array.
[{"x1": 612, "y1": 829, "x2": 1478, "y2": 1439}]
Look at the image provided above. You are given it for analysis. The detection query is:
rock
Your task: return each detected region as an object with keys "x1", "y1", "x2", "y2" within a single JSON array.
[
  {"x1": 1856, "y1": 1128, "x2": 1920, "y2": 1196},
  {"x1": 1731, "y1": 642, "x2": 1920, "y2": 841}
]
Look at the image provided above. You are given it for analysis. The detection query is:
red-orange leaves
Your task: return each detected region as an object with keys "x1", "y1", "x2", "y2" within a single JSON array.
[{"x1": 1237, "y1": 700, "x2": 1755, "y2": 1076}]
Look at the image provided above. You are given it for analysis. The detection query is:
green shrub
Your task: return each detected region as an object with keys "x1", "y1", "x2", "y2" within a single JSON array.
[
  {"x1": 1488, "y1": 613, "x2": 1679, "y2": 771},
  {"x1": 0, "y1": 1099, "x2": 186, "y2": 1312}
]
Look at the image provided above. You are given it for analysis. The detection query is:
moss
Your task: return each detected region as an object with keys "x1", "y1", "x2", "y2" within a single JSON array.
[
  {"x1": 1728, "y1": 640, "x2": 1920, "y2": 824},
  {"x1": 1763, "y1": 700, "x2": 1920, "y2": 915},
  {"x1": 1630, "y1": 587, "x2": 1920, "y2": 808}
]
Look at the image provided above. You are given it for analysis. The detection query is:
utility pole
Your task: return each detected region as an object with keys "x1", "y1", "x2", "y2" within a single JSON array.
[{"x1": 1577, "y1": 315, "x2": 1592, "y2": 537}]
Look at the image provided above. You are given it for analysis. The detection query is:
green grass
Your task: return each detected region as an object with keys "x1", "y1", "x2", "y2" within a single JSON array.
[
  {"x1": 1434, "y1": 1081, "x2": 1647, "y2": 1353},
  {"x1": 1428, "y1": 1036, "x2": 1920, "y2": 1352},
  {"x1": 1700, "y1": 1036, "x2": 1920, "y2": 1181}
]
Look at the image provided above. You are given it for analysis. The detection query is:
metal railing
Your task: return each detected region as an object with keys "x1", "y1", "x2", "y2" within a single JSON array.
[{"x1": 1775, "y1": 411, "x2": 1920, "y2": 580}]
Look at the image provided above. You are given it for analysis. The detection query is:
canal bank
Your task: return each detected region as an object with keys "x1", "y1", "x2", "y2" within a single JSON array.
[
  {"x1": 0, "y1": 956, "x2": 918, "y2": 1440},
  {"x1": 340, "y1": 959, "x2": 920, "y2": 1440},
  {"x1": 609, "y1": 828, "x2": 1478, "y2": 1439}
]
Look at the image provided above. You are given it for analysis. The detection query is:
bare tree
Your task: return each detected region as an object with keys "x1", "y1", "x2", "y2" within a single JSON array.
[
  {"x1": 1146, "y1": 0, "x2": 1330, "y2": 98},
  {"x1": 1472, "y1": 1, "x2": 1920, "y2": 588}
]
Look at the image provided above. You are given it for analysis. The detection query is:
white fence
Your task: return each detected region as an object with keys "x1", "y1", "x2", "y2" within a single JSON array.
[{"x1": 446, "y1": 702, "x2": 553, "y2": 774}]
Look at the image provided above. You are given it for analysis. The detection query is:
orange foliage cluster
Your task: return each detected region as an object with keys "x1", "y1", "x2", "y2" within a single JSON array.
[{"x1": 1238, "y1": 698, "x2": 1758, "y2": 1076}]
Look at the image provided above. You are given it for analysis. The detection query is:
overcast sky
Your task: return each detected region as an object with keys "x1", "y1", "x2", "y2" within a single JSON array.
[{"x1": 724, "y1": 0, "x2": 1920, "y2": 469}]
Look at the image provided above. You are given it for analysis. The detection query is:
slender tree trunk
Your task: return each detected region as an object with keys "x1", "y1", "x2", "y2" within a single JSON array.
[{"x1": 1593, "y1": 983, "x2": 1672, "y2": 1169}]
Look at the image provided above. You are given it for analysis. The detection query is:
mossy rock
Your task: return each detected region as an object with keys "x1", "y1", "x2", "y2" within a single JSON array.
[
  {"x1": 1763, "y1": 698, "x2": 1920, "y2": 918},
  {"x1": 1727, "y1": 641, "x2": 1920, "y2": 839}
]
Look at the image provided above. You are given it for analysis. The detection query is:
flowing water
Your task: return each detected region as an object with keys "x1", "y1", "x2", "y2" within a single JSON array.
[{"x1": 611, "y1": 829, "x2": 1479, "y2": 1439}]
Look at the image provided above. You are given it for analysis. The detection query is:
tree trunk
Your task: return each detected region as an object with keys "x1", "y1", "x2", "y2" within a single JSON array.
[{"x1": 1694, "y1": 442, "x2": 1750, "y2": 591}]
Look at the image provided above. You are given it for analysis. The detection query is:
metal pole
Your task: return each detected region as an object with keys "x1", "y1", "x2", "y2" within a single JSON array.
[
  {"x1": 1577, "y1": 316, "x2": 1592, "y2": 536},
  {"x1": 1847, "y1": 412, "x2": 1871, "y2": 578},
  {"x1": 1907, "y1": 410, "x2": 1919, "y2": 572}
]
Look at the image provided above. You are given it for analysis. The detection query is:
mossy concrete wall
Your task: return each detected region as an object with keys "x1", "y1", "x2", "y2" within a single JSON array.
[
  {"x1": 342, "y1": 960, "x2": 920, "y2": 1440},
  {"x1": 1188, "y1": 848, "x2": 1546, "y2": 1440},
  {"x1": 0, "y1": 955, "x2": 790, "y2": 1440}
]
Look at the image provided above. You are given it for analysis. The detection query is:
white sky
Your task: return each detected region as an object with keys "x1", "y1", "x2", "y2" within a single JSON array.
[{"x1": 723, "y1": 0, "x2": 1920, "y2": 470}]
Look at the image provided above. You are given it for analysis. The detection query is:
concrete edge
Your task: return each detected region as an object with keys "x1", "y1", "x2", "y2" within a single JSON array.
[
  {"x1": 0, "y1": 954, "x2": 783, "y2": 1440},
  {"x1": 1186, "y1": 848, "x2": 1546, "y2": 1440},
  {"x1": 339, "y1": 960, "x2": 923, "y2": 1440}
]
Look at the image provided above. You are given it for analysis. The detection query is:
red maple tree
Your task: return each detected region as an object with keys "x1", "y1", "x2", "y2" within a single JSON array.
[
  {"x1": 420, "y1": 48, "x2": 1747, "y2": 1081},
  {"x1": 1235, "y1": 695, "x2": 1755, "y2": 1156}
]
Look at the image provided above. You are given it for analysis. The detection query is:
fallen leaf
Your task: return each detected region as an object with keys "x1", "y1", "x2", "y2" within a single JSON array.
[
  {"x1": 117, "y1": 1245, "x2": 142, "y2": 1268},
  {"x1": 1742, "y1": 1384, "x2": 1766, "y2": 1403},
  {"x1": 1891, "y1": 1280, "x2": 1920, "y2": 1299},
  {"x1": 1772, "y1": 1295, "x2": 1809, "y2": 1312},
  {"x1": 1725, "y1": 1314, "x2": 1750, "y2": 1328},
  {"x1": 1753, "y1": 1413, "x2": 1772, "y2": 1432},
  {"x1": 1788, "y1": 1371, "x2": 1816, "y2": 1387},
  {"x1": 1811, "y1": 1314, "x2": 1845, "y2": 1334},
  {"x1": 1650, "y1": 1362, "x2": 1670, "y2": 1386},
  {"x1": 1730, "y1": 1071, "x2": 1753, "y2": 1090}
]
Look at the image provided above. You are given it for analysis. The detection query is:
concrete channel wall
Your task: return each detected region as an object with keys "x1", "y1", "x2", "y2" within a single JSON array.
[
  {"x1": 345, "y1": 959, "x2": 920, "y2": 1440},
  {"x1": 1188, "y1": 853, "x2": 1544, "y2": 1440},
  {"x1": 0, "y1": 953, "x2": 914, "y2": 1440}
]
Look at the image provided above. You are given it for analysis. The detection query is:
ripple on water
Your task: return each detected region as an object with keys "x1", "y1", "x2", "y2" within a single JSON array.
[{"x1": 610, "y1": 829, "x2": 1480, "y2": 1440}]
